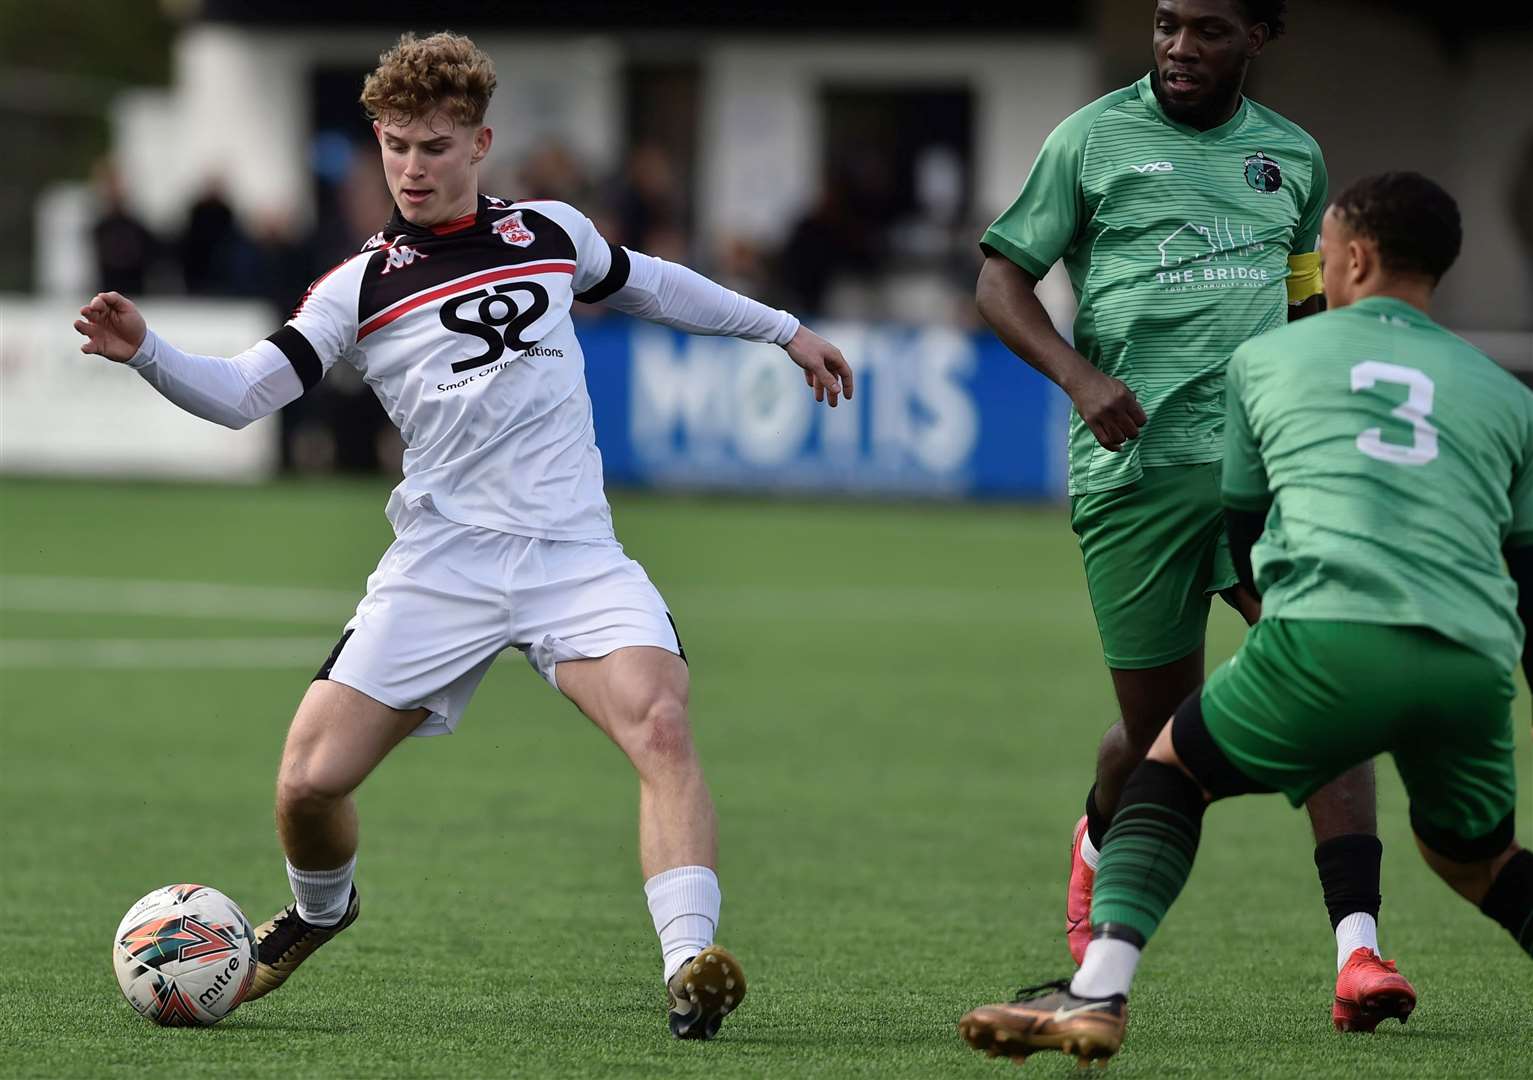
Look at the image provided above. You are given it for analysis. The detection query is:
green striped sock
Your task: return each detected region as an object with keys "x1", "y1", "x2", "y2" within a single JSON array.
[{"x1": 1089, "y1": 761, "x2": 1206, "y2": 945}]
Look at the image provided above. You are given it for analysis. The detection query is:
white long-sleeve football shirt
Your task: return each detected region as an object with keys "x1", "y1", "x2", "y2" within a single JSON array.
[{"x1": 128, "y1": 195, "x2": 799, "y2": 540}]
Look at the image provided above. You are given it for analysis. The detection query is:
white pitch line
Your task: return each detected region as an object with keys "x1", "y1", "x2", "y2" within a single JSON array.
[
  {"x1": 0, "y1": 637, "x2": 336, "y2": 669},
  {"x1": 0, "y1": 573, "x2": 1088, "y2": 629},
  {"x1": 0, "y1": 575, "x2": 356, "y2": 623}
]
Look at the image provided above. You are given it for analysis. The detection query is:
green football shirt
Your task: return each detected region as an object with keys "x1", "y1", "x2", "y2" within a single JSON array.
[
  {"x1": 982, "y1": 74, "x2": 1327, "y2": 494},
  {"x1": 1224, "y1": 296, "x2": 1533, "y2": 675}
]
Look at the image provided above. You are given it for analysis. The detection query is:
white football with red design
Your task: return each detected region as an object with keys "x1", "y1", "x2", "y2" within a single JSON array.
[{"x1": 112, "y1": 884, "x2": 256, "y2": 1026}]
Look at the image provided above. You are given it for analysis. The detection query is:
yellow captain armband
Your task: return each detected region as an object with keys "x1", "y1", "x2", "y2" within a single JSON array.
[{"x1": 1286, "y1": 251, "x2": 1323, "y2": 304}]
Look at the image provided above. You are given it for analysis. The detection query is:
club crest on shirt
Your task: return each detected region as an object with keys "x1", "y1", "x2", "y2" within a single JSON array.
[
  {"x1": 1243, "y1": 152, "x2": 1282, "y2": 194},
  {"x1": 493, "y1": 212, "x2": 536, "y2": 248},
  {"x1": 379, "y1": 244, "x2": 428, "y2": 274}
]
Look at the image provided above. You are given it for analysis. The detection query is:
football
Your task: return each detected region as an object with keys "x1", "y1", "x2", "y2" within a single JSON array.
[{"x1": 111, "y1": 884, "x2": 257, "y2": 1026}]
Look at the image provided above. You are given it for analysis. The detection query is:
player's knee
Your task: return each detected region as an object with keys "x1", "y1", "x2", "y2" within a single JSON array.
[
  {"x1": 276, "y1": 753, "x2": 354, "y2": 813},
  {"x1": 634, "y1": 696, "x2": 695, "y2": 767}
]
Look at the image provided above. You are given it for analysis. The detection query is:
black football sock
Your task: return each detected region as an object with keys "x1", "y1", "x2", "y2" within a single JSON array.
[
  {"x1": 1480, "y1": 849, "x2": 1533, "y2": 957},
  {"x1": 1313, "y1": 833, "x2": 1383, "y2": 930},
  {"x1": 1085, "y1": 782, "x2": 1111, "y2": 853}
]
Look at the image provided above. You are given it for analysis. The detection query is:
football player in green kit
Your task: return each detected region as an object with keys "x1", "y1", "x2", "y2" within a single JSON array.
[
  {"x1": 972, "y1": 0, "x2": 1412, "y2": 1025},
  {"x1": 961, "y1": 170, "x2": 1533, "y2": 1064}
]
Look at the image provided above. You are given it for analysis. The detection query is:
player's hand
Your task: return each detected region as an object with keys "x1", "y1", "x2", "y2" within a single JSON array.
[
  {"x1": 73, "y1": 292, "x2": 148, "y2": 364},
  {"x1": 785, "y1": 325, "x2": 853, "y2": 408},
  {"x1": 1069, "y1": 370, "x2": 1146, "y2": 452}
]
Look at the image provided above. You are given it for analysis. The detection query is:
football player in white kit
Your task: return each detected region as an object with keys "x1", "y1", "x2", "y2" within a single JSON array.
[{"x1": 73, "y1": 31, "x2": 852, "y2": 1040}]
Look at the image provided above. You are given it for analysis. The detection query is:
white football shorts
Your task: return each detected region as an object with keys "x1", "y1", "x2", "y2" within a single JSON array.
[{"x1": 319, "y1": 506, "x2": 683, "y2": 736}]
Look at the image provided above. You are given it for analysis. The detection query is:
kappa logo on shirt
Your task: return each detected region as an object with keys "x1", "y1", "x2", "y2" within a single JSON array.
[
  {"x1": 361, "y1": 230, "x2": 390, "y2": 251},
  {"x1": 493, "y1": 212, "x2": 536, "y2": 247},
  {"x1": 1130, "y1": 161, "x2": 1175, "y2": 173},
  {"x1": 379, "y1": 244, "x2": 429, "y2": 275}
]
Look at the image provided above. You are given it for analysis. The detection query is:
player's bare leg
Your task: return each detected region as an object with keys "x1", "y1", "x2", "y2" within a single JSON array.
[
  {"x1": 1300, "y1": 758, "x2": 1415, "y2": 1030},
  {"x1": 1081, "y1": 592, "x2": 1399, "y2": 1027},
  {"x1": 1418, "y1": 839, "x2": 1521, "y2": 904},
  {"x1": 1417, "y1": 838, "x2": 1533, "y2": 958},
  {"x1": 1215, "y1": 585, "x2": 1405, "y2": 1019},
  {"x1": 556, "y1": 646, "x2": 744, "y2": 1039},
  {"x1": 247, "y1": 681, "x2": 426, "y2": 1001},
  {"x1": 1096, "y1": 652, "x2": 1206, "y2": 815},
  {"x1": 556, "y1": 646, "x2": 716, "y2": 874}
]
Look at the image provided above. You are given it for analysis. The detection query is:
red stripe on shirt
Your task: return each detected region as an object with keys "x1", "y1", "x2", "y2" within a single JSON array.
[
  {"x1": 430, "y1": 212, "x2": 479, "y2": 235},
  {"x1": 357, "y1": 261, "x2": 575, "y2": 340}
]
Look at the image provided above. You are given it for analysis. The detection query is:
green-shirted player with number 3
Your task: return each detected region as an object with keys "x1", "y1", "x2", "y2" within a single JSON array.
[
  {"x1": 972, "y1": 0, "x2": 1408, "y2": 1022},
  {"x1": 961, "y1": 172, "x2": 1533, "y2": 1065}
]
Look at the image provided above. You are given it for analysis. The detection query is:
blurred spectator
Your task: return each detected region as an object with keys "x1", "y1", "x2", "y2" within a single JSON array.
[
  {"x1": 713, "y1": 234, "x2": 776, "y2": 304},
  {"x1": 90, "y1": 160, "x2": 160, "y2": 295},
  {"x1": 512, "y1": 138, "x2": 598, "y2": 205},
  {"x1": 609, "y1": 141, "x2": 688, "y2": 261},
  {"x1": 309, "y1": 143, "x2": 395, "y2": 268},
  {"x1": 248, "y1": 210, "x2": 315, "y2": 318},
  {"x1": 180, "y1": 180, "x2": 256, "y2": 296},
  {"x1": 779, "y1": 170, "x2": 886, "y2": 317},
  {"x1": 282, "y1": 141, "x2": 401, "y2": 477}
]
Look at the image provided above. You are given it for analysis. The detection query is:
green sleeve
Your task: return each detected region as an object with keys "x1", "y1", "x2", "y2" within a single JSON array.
[
  {"x1": 980, "y1": 110, "x2": 1091, "y2": 279},
  {"x1": 1293, "y1": 137, "x2": 1328, "y2": 254},
  {"x1": 1221, "y1": 352, "x2": 1272, "y2": 509},
  {"x1": 1507, "y1": 405, "x2": 1533, "y2": 548}
]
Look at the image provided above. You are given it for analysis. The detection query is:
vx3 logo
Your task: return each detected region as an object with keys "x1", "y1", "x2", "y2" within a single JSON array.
[{"x1": 1131, "y1": 161, "x2": 1175, "y2": 173}]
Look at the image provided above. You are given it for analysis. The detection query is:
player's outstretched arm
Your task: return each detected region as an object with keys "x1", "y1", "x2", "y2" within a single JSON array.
[
  {"x1": 601, "y1": 249, "x2": 851, "y2": 407},
  {"x1": 976, "y1": 255, "x2": 1144, "y2": 453},
  {"x1": 73, "y1": 291, "x2": 305, "y2": 430}
]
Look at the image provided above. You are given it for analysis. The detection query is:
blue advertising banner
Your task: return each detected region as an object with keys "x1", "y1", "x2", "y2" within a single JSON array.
[{"x1": 580, "y1": 316, "x2": 1071, "y2": 500}]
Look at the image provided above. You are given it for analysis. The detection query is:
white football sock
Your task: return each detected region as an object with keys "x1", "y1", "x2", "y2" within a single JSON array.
[
  {"x1": 1070, "y1": 936, "x2": 1141, "y2": 999},
  {"x1": 1334, "y1": 912, "x2": 1379, "y2": 970},
  {"x1": 1080, "y1": 830, "x2": 1101, "y2": 872},
  {"x1": 287, "y1": 856, "x2": 355, "y2": 927},
  {"x1": 644, "y1": 865, "x2": 720, "y2": 983}
]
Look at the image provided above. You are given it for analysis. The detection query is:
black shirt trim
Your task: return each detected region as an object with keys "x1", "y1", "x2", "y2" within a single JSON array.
[
  {"x1": 266, "y1": 325, "x2": 322, "y2": 391},
  {"x1": 575, "y1": 243, "x2": 631, "y2": 304}
]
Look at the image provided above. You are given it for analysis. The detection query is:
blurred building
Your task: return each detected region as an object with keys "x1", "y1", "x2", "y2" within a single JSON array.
[
  {"x1": 29, "y1": 2, "x2": 1526, "y2": 337},
  {"x1": 9, "y1": 2, "x2": 1532, "y2": 490}
]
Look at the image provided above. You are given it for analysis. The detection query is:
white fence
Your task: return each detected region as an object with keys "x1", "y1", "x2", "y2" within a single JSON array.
[{"x1": 0, "y1": 296, "x2": 280, "y2": 481}]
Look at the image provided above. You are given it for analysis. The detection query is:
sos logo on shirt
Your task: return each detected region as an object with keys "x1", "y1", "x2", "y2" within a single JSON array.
[{"x1": 439, "y1": 282, "x2": 551, "y2": 373}]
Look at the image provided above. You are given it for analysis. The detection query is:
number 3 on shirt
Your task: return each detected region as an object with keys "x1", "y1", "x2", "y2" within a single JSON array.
[{"x1": 1350, "y1": 361, "x2": 1439, "y2": 466}]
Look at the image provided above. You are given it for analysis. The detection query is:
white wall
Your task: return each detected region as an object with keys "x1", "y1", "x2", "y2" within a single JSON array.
[
  {"x1": 698, "y1": 36, "x2": 1095, "y2": 246},
  {"x1": 1238, "y1": 11, "x2": 1532, "y2": 331},
  {"x1": 0, "y1": 296, "x2": 280, "y2": 480},
  {"x1": 111, "y1": 26, "x2": 308, "y2": 233},
  {"x1": 107, "y1": 27, "x2": 623, "y2": 233}
]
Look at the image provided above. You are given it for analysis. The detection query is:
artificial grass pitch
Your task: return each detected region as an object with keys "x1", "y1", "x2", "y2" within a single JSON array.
[{"x1": 1, "y1": 477, "x2": 1528, "y2": 1078}]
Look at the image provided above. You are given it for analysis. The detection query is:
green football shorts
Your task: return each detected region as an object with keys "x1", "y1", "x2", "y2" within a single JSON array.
[
  {"x1": 1201, "y1": 618, "x2": 1519, "y2": 845},
  {"x1": 1070, "y1": 463, "x2": 1239, "y2": 670}
]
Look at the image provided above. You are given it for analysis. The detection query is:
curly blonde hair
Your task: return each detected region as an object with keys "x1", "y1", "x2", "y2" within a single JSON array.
[{"x1": 360, "y1": 31, "x2": 496, "y2": 128}]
